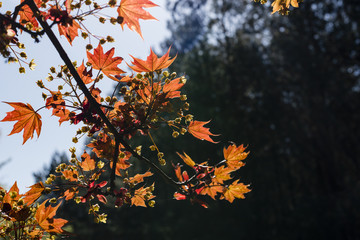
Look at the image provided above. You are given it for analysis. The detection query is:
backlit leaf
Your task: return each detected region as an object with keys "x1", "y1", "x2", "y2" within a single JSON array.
[
  {"x1": 23, "y1": 182, "x2": 44, "y2": 205},
  {"x1": 1, "y1": 102, "x2": 42, "y2": 144},
  {"x1": 223, "y1": 144, "x2": 249, "y2": 169},
  {"x1": 87, "y1": 43, "x2": 125, "y2": 80},
  {"x1": 117, "y1": 0, "x2": 158, "y2": 38},
  {"x1": 188, "y1": 120, "x2": 218, "y2": 143},
  {"x1": 129, "y1": 47, "x2": 176, "y2": 72},
  {"x1": 222, "y1": 180, "x2": 251, "y2": 203},
  {"x1": 35, "y1": 200, "x2": 68, "y2": 233}
]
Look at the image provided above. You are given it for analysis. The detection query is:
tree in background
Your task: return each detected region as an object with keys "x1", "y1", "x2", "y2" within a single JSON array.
[{"x1": 157, "y1": 0, "x2": 360, "y2": 239}]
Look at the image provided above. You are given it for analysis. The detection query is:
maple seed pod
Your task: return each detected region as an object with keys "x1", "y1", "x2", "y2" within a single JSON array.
[
  {"x1": 170, "y1": 72, "x2": 177, "y2": 79},
  {"x1": 81, "y1": 32, "x2": 88, "y2": 39},
  {"x1": 20, "y1": 52, "x2": 27, "y2": 59},
  {"x1": 172, "y1": 131, "x2": 180, "y2": 138},
  {"x1": 175, "y1": 117, "x2": 181, "y2": 124},
  {"x1": 117, "y1": 16, "x2": 124, "y2": 24},
  {"x1": 108, "y1": 0, "x2": 117, "y2": 7},
  {"x1": 163, "y1": 71, "x2": 170, "y2": 78},
  {"x1": 49, "y1": 198, "x2": 57, "y2": 204},
  {"x1": 157, "y1": 152, "x2": 164, "y2": 158},
  {"x1": 36, "y1": 80, "x2": 44, "y2": 88},
  {"x1": 106, "y1": 35, "x2": 114, "y2": 43},
  {"x1": 75, "y1": 197, "x2": 82, "y2": 204},
  {"x1": 180, "y1": 76, "x2": 187, "y2": 84},
  {"x1": 183, "y1": 102, "x2": 190, "y2": 111},
  {"x1": 100, "y1": 38, "x2": 106, "y2": 45},
  {"x1": 159, "y1": 159, "x2": 166, "y2": 166},
  {"x1": 110, "y1": 17, "x2": 117, "y2": 25},
  {"x1": 19, "y1": 67, "x2": 25, "y2": 74},
  {"x1": 148, "y1": 200, "x2": 155, "y2": 207},
  {"x1": 180, "y1": 95, "x2": 187, "y2": 101},
  {"x1": 119, "y1": 152, "x2": 126, "y2": 159},
  {"x1": 99, "y1": 17, "x2": 106, "y2": 24},
  {"x1": 72, "y1": 137, "x2": 78, "y2": 143},
  {"x1": 149, "y1": 145, "x2": 156, "y2": 151},
  {"x1": 86, "y1": 44, "x2": 93, "y2": 50},
  {"x1": 180, "y1": 128, "x2": 187, "y2": 135},
  {"x1": 17, "y1": 199, "x2": 24, "y2": 206},
  {"x1": 97, "y1": 161, "x2": 105, "y2": 169},
  {"x1": 9, "y1": 191, "x2": 17, "y2": 199},
  {"x1": 44, "y1": 187, "x2": 52, "y2": 194}
]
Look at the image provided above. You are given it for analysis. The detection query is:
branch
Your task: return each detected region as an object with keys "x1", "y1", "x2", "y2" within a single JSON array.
[{"x1": 26, "y1": 0, "x2": 185, "y2": 191}]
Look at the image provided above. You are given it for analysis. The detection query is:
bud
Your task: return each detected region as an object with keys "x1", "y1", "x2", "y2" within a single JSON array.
[
  {"x1": 180, "y1": 95, "x2": 187, "y2": 101},
  {"x1": 163, "y1": 71, "x2": 169, "y2": 77},
  {"x1": 97, "y1": 161, "x2": 104, "y2": 169},
  {"x1": 49, "y1": 198, "x2": 57, "y2": 204},
  {"x1": 149, "y1": 145, "x2": 156, "y2": 151},
  {"x1": 72, "y1": 137, "x2": 78, "y2": 143},
  {"x1": 19, "y1": 67, "x2": 25, "y2": 74},
  {"x1": 86, "y1": 44, "x2": 93, "y2": 50}
]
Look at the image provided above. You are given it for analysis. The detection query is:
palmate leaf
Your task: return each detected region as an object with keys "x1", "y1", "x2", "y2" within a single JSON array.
[
  {"x1": 222, "y1": 180, "x2": 251, "y2": 203},
  {"x1": 129, "y1": 47, "x2": 176, "y2": 72},
  {"x1": 117, "y1": 0, "x2": 158, "y2": 38},
  {"x1": 188, "y1": 120, "x2": 219, "y2": 143},
  {"x1": 35, "y1": 200, "x2": 68, "y2": 233},
  {"x1": 23, "y1": 182, "x2": 45, "y2": 205},
  {"x1": 1, "y1": 102, "x2": 42, "y2": 144},
  {"x1": 87, "y1": 43, "x2": 125, "y2": 80},
  {"x1": 223, "y1": 144, "x2": 249, "y2": 169}
]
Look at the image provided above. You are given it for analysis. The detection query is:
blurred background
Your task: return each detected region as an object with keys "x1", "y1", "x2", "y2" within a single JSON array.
[{"x1": 2, "y1": 0, "x2": 360, "y2": 239}]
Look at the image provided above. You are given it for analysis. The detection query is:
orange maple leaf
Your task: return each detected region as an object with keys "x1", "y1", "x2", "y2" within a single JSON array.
[
  {"x1": 19, "y1": 0, "x2": 42, "y2": 31},
  {"x1": 188, "y1": 120, "x2": 219, "y2": 143},
  {"x1": 177, "y1": 152, "x2": 196, "y2": 168},
  {"x1": 200, "y1": 184, "x2": 224, "y2": 200},
  {"x1": 35, "y1": 200, "x2": 68, "y2": 233},
  {"x1": 223, "y1": 144, "x2": 249, "y2": 169},
  {"x1": 2, "y1": 182, "x2": 21, "y2": 204},
  {"x1": 162, "y1": 78, "x2": 184, "y2": 98},
  {"x1": 79, "y1": 151, "x2": 96, "y2": 171},
  {"x1": 1, "y1": 102, "x2": 42, "y2": 144},
  {"x1": 222, "y1": 180, "x2": 251, "y2": 203},
  {"x1": 62, "y1": 169, "x2": 79, "y2": 181},
  {"x1": 117, "y1": 0, "x2": 158, "y2": 38},
  {"x1": 129, "y1": 47, "x2": 176, "y2": 72},
  {"x1": 23, "y1": 182, "x2": 45, "y2": 205},
  {"x1": 131, "y1": 183, "x2": 155, "y2": 207},
  {"x1": 213, "y1": 166, "x2": 233, "y2": 184},
  {"x1": 87, "y1": 43, "x2": 125, "y2": 80},
  {"x1": 58, "y1": 19, "x2": 81, "y2": 45},
  {"x1": 63, "y1": 187, "x2": 78, "y2": 200},
  {"x1": 128, "y1": 171, "x2": 153, "y2": 184},
  {"x1": 77, "y1": 60, "x2": 93, "y2": 84}
]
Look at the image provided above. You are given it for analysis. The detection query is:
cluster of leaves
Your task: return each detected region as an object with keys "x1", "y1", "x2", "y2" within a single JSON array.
[
  {"x1": 0, "y1": 182, "x2": 67, "y2": 239},
  {"x1": 0, "y1": 0, "x2": 307, "y2": 237},
  {"x1": 254, "y1": 0, "x2": 301, "y2": 15}
]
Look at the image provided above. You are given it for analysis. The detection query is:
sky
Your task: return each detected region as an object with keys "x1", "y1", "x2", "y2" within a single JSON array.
[{"x1": 0, "y1": 0, "x2": 170, "y2": 192}]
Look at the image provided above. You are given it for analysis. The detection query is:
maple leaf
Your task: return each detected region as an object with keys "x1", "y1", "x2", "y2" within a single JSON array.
[
  {"x1": 131, "y1": 183, "x2": 154, "y2": 207},
  {"x1": 117, "y1": 0, "x2": 158, "y2": 38},
  {"x1": 23, "y1": 182, "x2": 44, "y2": 205},
  {"x1": 58, "y1": 19, "x2": 81, "y2": 45},
  {"x1": 77, "y1": 60, "x2": 93, "y2": 84},
  {"x1": 35, "y1": 200, "x2": 68, "y2": 233},
  {"x1": 163, "y1": 78, "x2": 184, "y2": 98},
  {"x1": 79, "y1": 151, "x2": 96, "y2": 171},
  {"x1": 19, "y1": 0, "x2": 42, "y2": 31},
  {"x1": 128, "y1": 171, "x2": 153, "y2": 184},
  {"x1": 200, "y1": 184, "x2": 224, "y2": 200},
  {"x1": 64, "y1": 187, "x2": 78, "y2": 200},
  {"x1": 1, "y1": 102, "x2": 42, "y2": 144},
  {"x1": 222, "y1": 180, "x2": 251, "y2": 203},
  {"x1": 223, "y1": 144, "x2": 249, "y2": 169},
  {"x1": 213, "y1": 166, "x2": 233, "y2": 184},
  {"x1": 62, "y1": 169, "x2": 79, "y2": 181},
  {"x1": 129, "y1": 47, "x2": 176, "y2": 72},
  {"x1": 87, "y1": 43, "x2": 125, "y2": 80},
  {"x1": 271, "y1": 0, "x2": 299, "y2": 14},
  {"x1": 177, "y1": 152, "x2": 196, "y2": 168},
  {"x1": 2, "y1": 181, "x2": 21, "y2": 204},
  {"x1": 188, "y1": 120, "x2": 219, "y2": 143}
]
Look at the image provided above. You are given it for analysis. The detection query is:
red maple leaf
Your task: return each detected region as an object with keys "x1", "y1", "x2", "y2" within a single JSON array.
[
  {"x1": 117, "y1": 0, "x2": 158, "y2": 38},
  {"x1": 188, "y1": 120, "x2": 219, "y2": 143},
  {"x1": 1, "y1": 102, "x2": 42, "y2": 144},
  {"x1": 129, "y1": 47, "x2": 176, "y2": 72},
  {"x1": 87, "y1": 43, "x2": 125, "y2": 80},
  {"x1": 58, "y1": 19, "x2": 81, "y2": 45}
]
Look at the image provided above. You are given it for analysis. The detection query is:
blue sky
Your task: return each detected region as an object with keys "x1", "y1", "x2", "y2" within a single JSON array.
[{"x1": 0, "y1": 0, "x2": 170, "y2": 192}]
